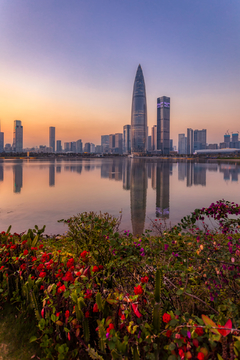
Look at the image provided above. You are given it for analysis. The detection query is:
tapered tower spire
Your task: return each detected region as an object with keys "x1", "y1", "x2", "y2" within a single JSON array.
[{"x1": 131, "y1": 65, "x2": 147, "y2": 154}]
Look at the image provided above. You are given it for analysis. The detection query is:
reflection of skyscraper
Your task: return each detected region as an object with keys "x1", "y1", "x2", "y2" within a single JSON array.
[
  {"x1": 178, "y1": 163, "x2": 187, "y2": 181},
  {"x1": 13, "y1": 164, "x2": 23, "y2": 193},
  {"x1": 151, "y1": 163, "x2": 157, "y2": 189},
  {"x1": 194, "y1": 164, "x2": 206, "y2": 186},
  {"x1": 186, "y1": 162, "x2": 194, "y2": 187},
  {"x1": 0, "y1": 165, "x2": 3, "y2": 181},
  {"x1": 56, "y1": 166, "x2": 61, "y2": 173},
  {"x1": 131, "y1": 65, "x2": 147, "y2": 154},
  {"x1": 157, "y1": 97, "x2": 170, "y2": 154},
  {"x1": 123, "y1": 159, "x2": 131, "y2": 190},
  {"x1": 49, "y1": 127, "x2": 55, "y2": 153},
  {"x1": 49, "y1": 165, "x2": 55, "y2": 186},
  {"x1": 13, "y1": 120, "x2": 23, "y2": 152},
  {"x1": 130, "y1": 159, "x2": 147, "y2": 235},
  {"x1": 156, "y1": 162, "x2": 170, "y2": 218}
]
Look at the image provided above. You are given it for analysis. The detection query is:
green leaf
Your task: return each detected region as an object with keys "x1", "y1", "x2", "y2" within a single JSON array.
[
  {"x1": 169, "y1": 319, "x2": 178, "y2": 327},
  {"x1": 217, "y1": 354, "x2": 224, "y2": 360},
  {"x1": 176, "y1": 289, "x2": 183, "y2": 296},
  {"x1": 29, "y1": 336, "x2": 37, "y2": 343},
  {"x1": 168, "y1": 343, "x2": 176, "y2": 351}
]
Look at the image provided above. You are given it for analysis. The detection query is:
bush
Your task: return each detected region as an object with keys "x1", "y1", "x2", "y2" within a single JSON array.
[{"x1": 1, "y1": 200, "x2": 240, "y2": 359}]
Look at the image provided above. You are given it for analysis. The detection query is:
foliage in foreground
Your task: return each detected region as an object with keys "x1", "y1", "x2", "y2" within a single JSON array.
[{"x1": 1, "y1": 201, "x2": 240, "y2": 359}]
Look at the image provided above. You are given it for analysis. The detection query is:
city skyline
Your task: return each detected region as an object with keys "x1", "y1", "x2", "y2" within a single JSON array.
[{"x1": 0, "y1": 1, "x2": 239, "y2": 147}]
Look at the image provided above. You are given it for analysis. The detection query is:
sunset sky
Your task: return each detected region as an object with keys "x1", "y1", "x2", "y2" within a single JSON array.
[{"x1": 0, "y1": 0, "x2": 239, "y2": 148}]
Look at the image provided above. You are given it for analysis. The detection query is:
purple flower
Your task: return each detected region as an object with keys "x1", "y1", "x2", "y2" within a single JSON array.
[
  {"x1": 164, "y1": 244, "x2": 169, "y2": 251},
  {"x1": 187, "y1": 331, "x2": 191, "y2": 339}
]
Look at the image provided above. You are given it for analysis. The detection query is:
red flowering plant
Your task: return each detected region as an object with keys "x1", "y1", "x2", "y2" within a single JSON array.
[{"x1": 1, "y1": 204, "x2": 240, "y2": 359}]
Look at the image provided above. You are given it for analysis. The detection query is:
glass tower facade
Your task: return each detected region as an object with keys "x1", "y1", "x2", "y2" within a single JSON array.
[
  {"x1": 157, "y1": 96, "x2": 170, "y2": 155},
  {"x1": 13, "y1": 120, "x2": 23, "y2": 152},
  {"x1": 131, "y1": 65, "x2": 147, "y2": 154},
  {"x1": 49, "y1": 127, "x2": 55, "y2": 153}
]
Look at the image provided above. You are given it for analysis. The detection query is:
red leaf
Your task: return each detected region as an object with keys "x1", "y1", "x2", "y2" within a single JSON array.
[{"x1": 132, "y1": 304, "x2": 142, "y2": 318}]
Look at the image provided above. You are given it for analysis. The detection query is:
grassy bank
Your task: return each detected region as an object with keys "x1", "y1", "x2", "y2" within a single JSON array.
[{"x1": 1, "y1": 201, "x2": 240, "y2": 359}]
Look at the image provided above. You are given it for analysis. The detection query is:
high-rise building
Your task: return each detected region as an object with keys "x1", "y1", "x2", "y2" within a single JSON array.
[
  {"x1": 131, "y1": 65, "x2": 147, "y2": 154},
  {"x1": 109, "y1": 134, "x2": 115, "y2": 153},
  {"x1": 76, "y1": 139, "x2": 83, "y2": 153},
  {"x1": 224, "y1": 134, "x2": 230, "y2": 145},
  {"x1": 49, "y1": 127, "x2": 55, "y2": 152},
  {"x1": 157, "y1": 96, "x2": 170, "y2": 155},
  {"x1": 147, "y1": 136, "x2": 151, "y2": 151},
  {"x1": 170, "y1": 139, "x2": 173, "y2": 152},
  {"x1": 178, "y1": 134, "x2": 187, "y2": 154},
  {"x1": 90, "y1": 143, "x2": 95, "y2": 153},
  {"x1": 123, "y1": 125, "x2": 131, "y2": 154},
  {"x1": 187, "y1": 128, "x2": 193, "y2": 154},
  {"x1": 70, "y1": 142, "x2": 76, "y2": 153},
  {"x1": 64, "y1": 142, "x2": 70, "y2": 152},
  {"x1": 101, "y1": 135, "x2": 109, "y2": 153},
  {"x1": 194, "y1": 129, "x2": 207, "y2": 151},
  {"x1": 84, "y1": 142, "x2": 90, "y2": 153},
  {"x1": 0, "y1": 132, "x2": 4, "y2": 153},
  {"x1": 115, "y1": 133, "x2": 123, "y2": 154},
  {"x1": 95, "y1": 145, "x2": 102, "y2": 153},
  {"x1": 56, "y1": 140, "x2": 62, "y2": 152},
  {"x1": 13, "y1": 120, "x2": 23, "y2": 152},
  {"x1": 151, "y1": 125, "x2": 157, "y2": 151}
]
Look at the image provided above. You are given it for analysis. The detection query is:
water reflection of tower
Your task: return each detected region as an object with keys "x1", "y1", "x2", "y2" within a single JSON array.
[
  {"x1": 156, "y1": 162, "x2": 170, "y2": 218},
  {"x1": 49, "y1": 165, "x2": 55, "y2": 186},
  {"x1": 193, "y1": 164, "x2": 206, "y2": 186},
  {"x1": 130, "y1": 159, "x2": 147, "y2": 235},
  {"x1": 123, "y1": 159, "x2": 131, "y2": 190},
  {"x1": 13, "y1": 164, "x2": 23, "y2": 193},
  {"x1": 187, "y1": 162, "x2": 194, "y2": 187}
]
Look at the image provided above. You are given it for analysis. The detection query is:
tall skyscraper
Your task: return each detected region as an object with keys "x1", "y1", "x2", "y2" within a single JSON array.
[
  {"x1": 131, "y1": 65, "x2": 147, "y2": 154},
  {"x1": 56, "y1": 140, "x2": 62, "y2": 152},
  {"x1": 109, "y1": 134, "x2": 115, "y2": 153},
  {"x1": 0, "y1": 132, "x2": 4, "y2": 153},
  {"x1": 13, "y1": 120, "x2": 23, "y2": 152},
  {"x1": 101, "y1": 135, "x2": 109, "y2": 153},
  {"x1": 115, "y1": 133, "x2": 123, "y2": 154},
  {"x1": 157, "y1": 96, "x2": 170, "y2": 155},
  {"x1": 178, "y1": 134, "x2": 187, "y2": 154},
  {"x1": 76, "y1": 139, "x2": 83, "y2": 153},
  {"x1": 49, "y1": 127, "x2": 55, "y2": 152},
  {"x1": 194, "y1": 129, "x2": 207, "y2": 151},
  {"x1": 123, "y1": 125, "x2": 131, "y2": 154},
  {"x1": 151, "y1": 125, "x2": 157, "y2": 151},
  {"x1": 187, "y1": 128, "x2": 193, "y2": 154}
]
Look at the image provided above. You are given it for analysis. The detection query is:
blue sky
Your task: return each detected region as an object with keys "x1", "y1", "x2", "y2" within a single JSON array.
[{"x1": 1, "y1": 0, "x2": 239, "y2": 147}]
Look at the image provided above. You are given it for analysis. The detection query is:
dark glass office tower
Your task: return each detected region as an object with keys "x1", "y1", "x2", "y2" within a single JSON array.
[
  {"x1": 131, "y1": 65, "x2": 147, "y2": 154},
  {"x1": 157, "y1": 96, "x2": 170, "y2": 155}
]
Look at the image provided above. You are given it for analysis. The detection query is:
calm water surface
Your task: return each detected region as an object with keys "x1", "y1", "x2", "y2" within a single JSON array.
[{"x1": 0, "y1": 158, "x2": 240, "y2": 235}]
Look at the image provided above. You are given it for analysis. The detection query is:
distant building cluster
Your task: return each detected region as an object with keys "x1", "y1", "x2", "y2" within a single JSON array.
[
  {"x1": 178, "y1": 129, "x2": 240, "y2": 155},
  {"x1": 0, "y1": 66, "x2": 239, "y2": 156}
]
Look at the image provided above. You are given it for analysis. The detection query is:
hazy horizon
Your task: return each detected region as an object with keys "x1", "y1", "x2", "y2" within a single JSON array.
[{"x1": 1, "y1": 0, "x2": 239, "y2": 148}]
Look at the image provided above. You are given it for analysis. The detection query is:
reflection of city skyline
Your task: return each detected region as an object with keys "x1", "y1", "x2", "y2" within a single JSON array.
[
  {"x1": 178, "y1": 162, "x2": 219, "y2": 187},
  {"x1": 2, "y1": 159, "x2": 240, "y2": 235}
]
